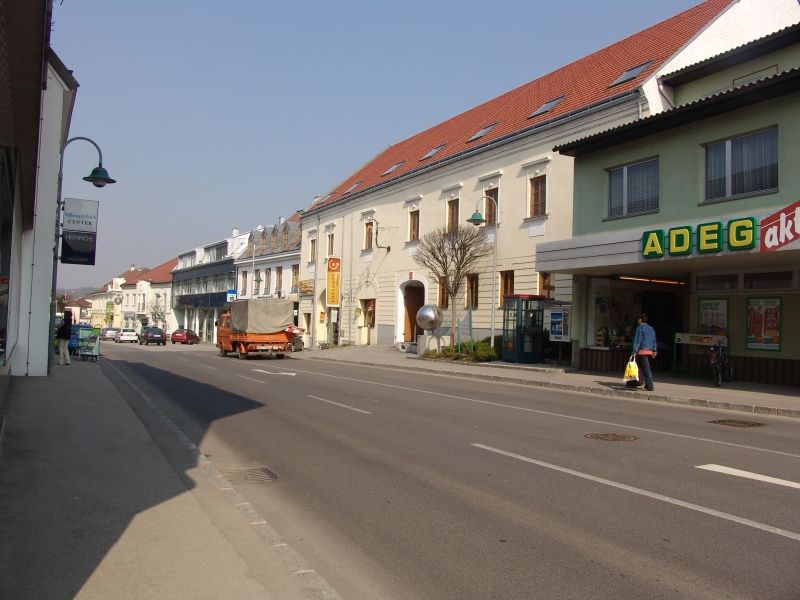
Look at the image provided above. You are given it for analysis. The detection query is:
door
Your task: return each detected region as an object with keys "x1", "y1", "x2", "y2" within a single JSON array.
[{"x1": 403, "y1": 284, "x2": 425, "y2": 342}]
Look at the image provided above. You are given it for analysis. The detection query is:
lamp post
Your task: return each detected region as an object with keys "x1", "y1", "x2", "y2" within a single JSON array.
[
  {"x1": 49, "y1": 137, "x2": 115, "y2": 373},
  {"x1": 251, "y1": 226, "x2": 264, "y2": 297},
  {"x1": 467, "y1": 195, "x2": 499, "y2": 348}
]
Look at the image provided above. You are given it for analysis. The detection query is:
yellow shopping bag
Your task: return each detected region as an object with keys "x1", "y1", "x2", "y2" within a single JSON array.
[{"x1": 623, "y1": 355, "x2": 639, "y2": 383}]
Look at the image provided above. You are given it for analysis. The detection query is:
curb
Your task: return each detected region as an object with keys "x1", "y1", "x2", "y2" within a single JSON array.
[{"x1": 307, "y1": 356, "x2": 800, "y2": 419}]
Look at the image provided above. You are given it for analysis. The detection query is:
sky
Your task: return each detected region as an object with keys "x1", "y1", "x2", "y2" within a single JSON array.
[{"x1": 52, "y1": 0, "x2": 702, "y2": 290}]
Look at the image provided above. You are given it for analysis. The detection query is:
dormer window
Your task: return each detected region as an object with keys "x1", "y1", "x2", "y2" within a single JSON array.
[
  {"x1": 342, "y1": 181, "x2": 362, "y2": 195},
  {"x1": 609, "y1": 61, "x2": 652, "y2": 87},
  {"x1": 420, "y1": 144, "x2": 445, "y2": 161},
  {"x1": 529, "y1": 96, "x2": 565, "y2": 118},
  {"x1": 467, "y1": 123, "x2": 497, "y2": 142}
]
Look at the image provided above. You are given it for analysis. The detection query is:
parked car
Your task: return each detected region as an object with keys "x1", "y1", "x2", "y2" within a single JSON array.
[
  {"x1": 100, "y1": 327, "x2": 119, "y2": 341},
  {"x1": 139, "y1": 327, "x2": 167, "y2": 346},
  {"x1": 115, "y1": 328, "x2": 138, "y2": 343},
  {"x1": 170, "y1": 328, "x2": 200, "y2": 345}
]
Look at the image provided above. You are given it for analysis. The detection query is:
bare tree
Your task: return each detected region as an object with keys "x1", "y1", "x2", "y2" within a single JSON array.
[{"x1": 413, "y1": 226, "x2": 491, "y2": 347}]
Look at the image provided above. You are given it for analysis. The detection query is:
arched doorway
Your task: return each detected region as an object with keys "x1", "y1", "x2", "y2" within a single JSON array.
[{"x1": 401, "y1": 282, "x2": 425, "y2": 342}]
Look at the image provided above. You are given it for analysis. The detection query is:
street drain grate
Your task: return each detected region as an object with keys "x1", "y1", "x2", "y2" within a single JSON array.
[
  {"x1": 219, "y1": 467, "x2": 279, "y2": 483},
  {"x1": 707, "y1": 419, "x2": 764, "y2": 428},
  {"x1": 585, "y1": 433, "x2": 637, "y2": 442}
]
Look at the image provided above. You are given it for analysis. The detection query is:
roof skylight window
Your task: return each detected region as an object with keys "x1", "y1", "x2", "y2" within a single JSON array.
[
  {"x1": 609, "y1": 61, "x2": 652, "y2": 87},
  {"x1": 420, "y1": 144, "x2": 445, "y2": 161},
  {"x1": 529, "y1": 96, "x2": 565, "y2": 118},
  {"x1": 381, "y1": 161, "x2": 405, "y2": 176},
  {"x1": 342, "y1": 181, "x2": 362, "y2": 195},
  {"x1": 467, "y1": 123, "x2": 498, "y2": 142}
]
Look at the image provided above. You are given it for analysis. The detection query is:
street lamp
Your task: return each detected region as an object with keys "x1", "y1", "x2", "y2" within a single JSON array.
[
  {"x1": 49, "y1": 137, "x2": 116, "y2": 373},
  {"x1": 251, "y1": 225, "x2": 264, "y2": 296},
  {"x1": 467, "y1": 195, "x2": 499, "y2": 348}
]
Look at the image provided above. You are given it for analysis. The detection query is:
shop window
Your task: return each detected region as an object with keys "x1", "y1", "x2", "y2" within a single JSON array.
[
  {"x1": 744, "y1": 271, "x2": 793, "y2": 290},
  {"x1": 437, "y1": 277, "x2": 449, "y2": 308},
  {"x1": 706, "y1": 128, "x2": 777, "y2": 201},
  {"x1": 608, "y1": 158, "x2": 658, "y2": 217},
  {"x1": 447, "y1": 198, "x2": 459, "y2": 233},
  {"x1": 466, "y1": 274, "x2": 479, "y2": 308},
  {"x1": 695, "y1": 274, "x2": 738, "y2": 292},
  {"x1": 409, "y1": 209, "x2": 420, "y2": 241},
  {"x1": 484, "y1": 188, "x2": 498, "y2": 226},
  {"x1": 530, "y1": 175, "x2": 546, "y2": 218},
  {"x1": 500, "y1": 271, "x2": 514, "y2": 305}
]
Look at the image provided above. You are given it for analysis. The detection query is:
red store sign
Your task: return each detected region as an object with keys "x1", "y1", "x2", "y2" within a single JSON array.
[{"x1": 760, "y1": 200, "x2": 800, "y2": 252}]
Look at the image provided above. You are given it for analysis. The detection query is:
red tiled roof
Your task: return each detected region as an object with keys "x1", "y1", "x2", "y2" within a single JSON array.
[
  {"x1": 120, "y1": 257, "x2": 178, "y2": 287},
  {"x1": 305, "y1": 0, "x2": 730, "y2": 214}
]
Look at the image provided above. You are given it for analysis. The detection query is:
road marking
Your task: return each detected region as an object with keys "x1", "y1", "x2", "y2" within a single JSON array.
[
  {"x1": 202, "y1": 364, "x2": 217, "y2": 370},
  {"x1": 473, "y1": 443, "x2": 800, "y2": 542},
  {"x1": 237, "y1": 375, "x2": 265, "y2": 384},
  {"x1": 253, "y1": 368, "x2": 296, "y2": 377},
  {"x1": 696, "y1": 464, "x2": 800, "y2": 490},
  {"x1": 175, "y1": 357, "x2": 190, "y2": 362},
  {"x1": 306, "y1": 394, "x2": 371, "y2": 415},
  {"x1": 261, "y1": 364, "x2": 800, "y2": 459}
]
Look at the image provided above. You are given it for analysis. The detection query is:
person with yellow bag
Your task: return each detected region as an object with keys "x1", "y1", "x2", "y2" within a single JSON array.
[
  {"x1": 632, "y1": 313, "x2": 658, "y2": 391},
  {"x1": 623, "y1": 355, "x2": 639, "y2": 387}
]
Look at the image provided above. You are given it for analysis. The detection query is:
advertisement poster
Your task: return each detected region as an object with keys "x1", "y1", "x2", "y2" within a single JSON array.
[
  {"x1": 699, "y1": 299, "x2": 727, "y2": 336},
  {"x1": 326, "y1": 256, "x2": 341, "y2": 307},
  {"x1": 548, "y1": 307, "x2": 570, "y2": 342},
  {"x1": 61, "y1": 198, "x2": 99, "y2": 265},
  {"x1": 746, "y1": 297, "x2": 781, "y2": 351}
]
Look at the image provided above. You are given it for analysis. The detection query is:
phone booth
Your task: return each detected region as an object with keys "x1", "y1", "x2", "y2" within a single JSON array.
[{"x1": 501, "y1": 294, "x2": 546, "y2": 363}]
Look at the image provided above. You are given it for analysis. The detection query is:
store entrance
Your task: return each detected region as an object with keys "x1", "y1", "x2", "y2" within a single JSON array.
[{"x1": 641, "y1": 291, "x2": 679, "y2": 349}]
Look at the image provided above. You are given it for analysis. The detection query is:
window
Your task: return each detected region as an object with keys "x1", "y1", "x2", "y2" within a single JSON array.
[
  {"x1": 276, "y1": 267, "x2": 283, "y2": 294},
  {"x1": 484, "y1": 188, "x2": 498, "y2": 226},
  {"x1": 240, "y1": 271, "x2": 248, "y2": 296},
  {"x1": 309, "y1": 238, "x2": 317, "y2": 263},
  {"x1": 437, "y1": 277, "x2": 449, "y2": 308},
  {"x1": 342, "y1": 181, "x2": 361, "y2": 195},
  {"x1": 381, "y1": 161, "x2": 404, "y2": 176},
  {"x1": 608, "y1": 158, "x2": 658, "y2": 217},
  {"x1": 271, "y1": 231, "x2": 278, "y2": 250},
  {"x1": 254, "y1": 270, "x2": 261, "y2": 295},
  {"x1": 530, "y1": 175, "x2": 546, "y2": 218},
  {"x1": 538, "y1": 272, "x2": 553, "y2": 299},
  {"x1": 695, "y1": 274, "x2": 738, "y2": 292},
  {"x1": 420, "y1": 145, "x2": 445, "y2": 161},
  {"x1": 364, "y1": 221, "x2": 374, "y2": 251},
  {"x1": 282, "y1": 228, "x2": 289, "y2": 247},
  {"x1": 409, "y1": 209, "x2": 420, "y2": 241},
  {"x1": 744, "y1": 271, "x2": 792, "y2": 290},
  {"x1": 609, "y1": 61, "x2": 652, "y2": 87},
  {"x1": 264, "y1": 268, "x2": 272, "y2": 294},
  {"x1": 467, "y1": 274, "x2": 479, "y2": 308},
  {"x1": 705, "y1": 128, "x2": 777, "y2": 201},
  {"x1": 447, "y1": 198, "x2": 459, "y2": 233},
  {"x1": 529, "y1": 96, "x2": 564, "y2": 118},
  {"x1": 291, "y1": 264, "x2": 299, "y2": 291},
  {"x1": 500, "y1": 271, "x2": 514, "y2": 305},
  {"x1": 327, "y1": 233, "x2": 335, "y2": 256},
  {"x1": 468, "y1": 123, "x2": 497, "y2": 142}
]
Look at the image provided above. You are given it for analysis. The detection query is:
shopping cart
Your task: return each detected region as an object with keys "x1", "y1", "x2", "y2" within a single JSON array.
[{"x1": 78, "y1": 332, "x2": 100, "y2": 362}]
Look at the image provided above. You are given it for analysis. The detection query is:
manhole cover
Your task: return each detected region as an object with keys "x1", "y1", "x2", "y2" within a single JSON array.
[
  {"x1": 584, "y1": 433, "x2": 637, "y2": 442},
  {"x1": 219, "y1": 467, "x2": 279, "y2": 483},
  {"x1": 707, "y1": 419, "x2": 764, "y2": 428}
]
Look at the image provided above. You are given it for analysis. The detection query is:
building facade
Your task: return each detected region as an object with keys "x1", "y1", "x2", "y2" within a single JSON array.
[{"x1": 537, "y1": 23, "x2": 800, "y2": 385}]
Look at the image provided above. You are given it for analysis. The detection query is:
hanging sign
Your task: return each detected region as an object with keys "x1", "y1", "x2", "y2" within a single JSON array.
[
  {"x1": 326, "y1": 256, "x2": 341, "y2": 307},
  {"x1": 61, "y1": 198, "x2": 99, "y2": 265}
]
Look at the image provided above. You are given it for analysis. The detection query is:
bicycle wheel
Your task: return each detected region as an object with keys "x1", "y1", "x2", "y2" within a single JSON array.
[{"x1": 713, "y1": 363, "x2": 722, "y2": 387}]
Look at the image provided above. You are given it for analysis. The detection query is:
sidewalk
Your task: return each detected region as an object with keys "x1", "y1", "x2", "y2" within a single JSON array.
[
  {"x1": 293, "y1": 343, "x2": 800, "y2": 419},
  {"x1": 0, "y1": 360, "x2": 315, "y2": 600}
]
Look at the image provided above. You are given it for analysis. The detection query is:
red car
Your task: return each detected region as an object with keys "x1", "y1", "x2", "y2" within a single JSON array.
[{"x1": 171, "y1": 328, "x2": 200, "y2": 345}]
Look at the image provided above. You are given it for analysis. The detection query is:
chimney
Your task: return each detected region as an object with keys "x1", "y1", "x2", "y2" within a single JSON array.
[
  {"x1": 278, "y1": 216, "x2": 284, "y2": 225},
  {"x1": 232, "y1": 227, "x2": 240, "y2": 237}
]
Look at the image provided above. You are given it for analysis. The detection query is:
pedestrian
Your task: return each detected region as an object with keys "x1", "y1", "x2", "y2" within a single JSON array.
[
  {"x1": 56, "y1": 310, "x2": 72, "y2": 366},
  {"x1": 632, "y1": 312, "x2": 657, "y2": 391}
]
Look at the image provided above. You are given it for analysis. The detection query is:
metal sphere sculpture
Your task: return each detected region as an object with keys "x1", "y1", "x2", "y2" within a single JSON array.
[{"x1": 416, "y1": 304, "x2": 443, "y2": 331}]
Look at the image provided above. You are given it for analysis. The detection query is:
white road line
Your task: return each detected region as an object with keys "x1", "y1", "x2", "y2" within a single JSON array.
[
  {"x1": 175, "y1": 357, "x2": 190, "y2": 362},
  {"x1": 306, "y1": 394, "x2": 372, "y2": 415},
  {"x1": 202, "y1": 364, "x2": 217, "y2": 370},
  {"x1": 472, "y1": 443, "x2": 800, "y2": 542},
  {"x1": 696, "y1": 464, "x2": 800, "y2": 490},
  {"x1": 253, "y1": 368, "x2": 296, "y2": 376},
  {"x1": 237, "y1": 375, "x2": 265, "y2": 384},
  {"x1": 261, "y1": 364, "x2": 800, "y2": 459}
]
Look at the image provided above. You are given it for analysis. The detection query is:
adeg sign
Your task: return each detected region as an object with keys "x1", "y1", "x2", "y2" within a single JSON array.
[{"x1": 761, "y1": 200, "x2": 800, "y2": 252}]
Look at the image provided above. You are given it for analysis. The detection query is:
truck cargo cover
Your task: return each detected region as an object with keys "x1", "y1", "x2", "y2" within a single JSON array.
[{"x1": 230, "y1": 299, "x2": 294, "y2": 334}]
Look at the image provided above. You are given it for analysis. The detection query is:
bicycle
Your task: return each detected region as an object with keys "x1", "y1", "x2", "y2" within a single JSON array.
[{"x1": 708, "y1": 344, "x2": 733, "y2": 387}]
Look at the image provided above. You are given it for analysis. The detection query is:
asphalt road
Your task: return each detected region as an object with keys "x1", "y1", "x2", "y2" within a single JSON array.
[{"x1": 102, "y1": 342, "x2": 800, "y2": 600}]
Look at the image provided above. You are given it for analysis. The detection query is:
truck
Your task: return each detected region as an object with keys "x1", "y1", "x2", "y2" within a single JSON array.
[{"x1": 216, "y1": 298, "x2": 297, "y2": 359}]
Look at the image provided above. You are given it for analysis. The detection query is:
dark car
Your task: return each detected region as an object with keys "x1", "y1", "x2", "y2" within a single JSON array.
[
  {"x1": 170, "y1": 328, "x2": 200, "y2": 345},
  {"x1": 138, "y1": 327, "x2": 166, "y2": 346}
]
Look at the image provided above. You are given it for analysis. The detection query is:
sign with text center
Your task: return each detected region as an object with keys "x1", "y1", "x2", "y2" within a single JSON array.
[
  {"x1": 61, "y1": 198, "x2": 99, "y2": 265},
  {"x1": 326, "y1": 256, "x2": 341, "y2": 307}
]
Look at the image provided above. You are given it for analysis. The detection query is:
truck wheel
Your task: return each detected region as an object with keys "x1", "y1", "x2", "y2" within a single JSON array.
[
  {"x1": 237, "y1": 344, "x2": 248, "y2": 359},
  {"x1": 218, "y1": 344, "x2": 227, "y2": 357}
]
